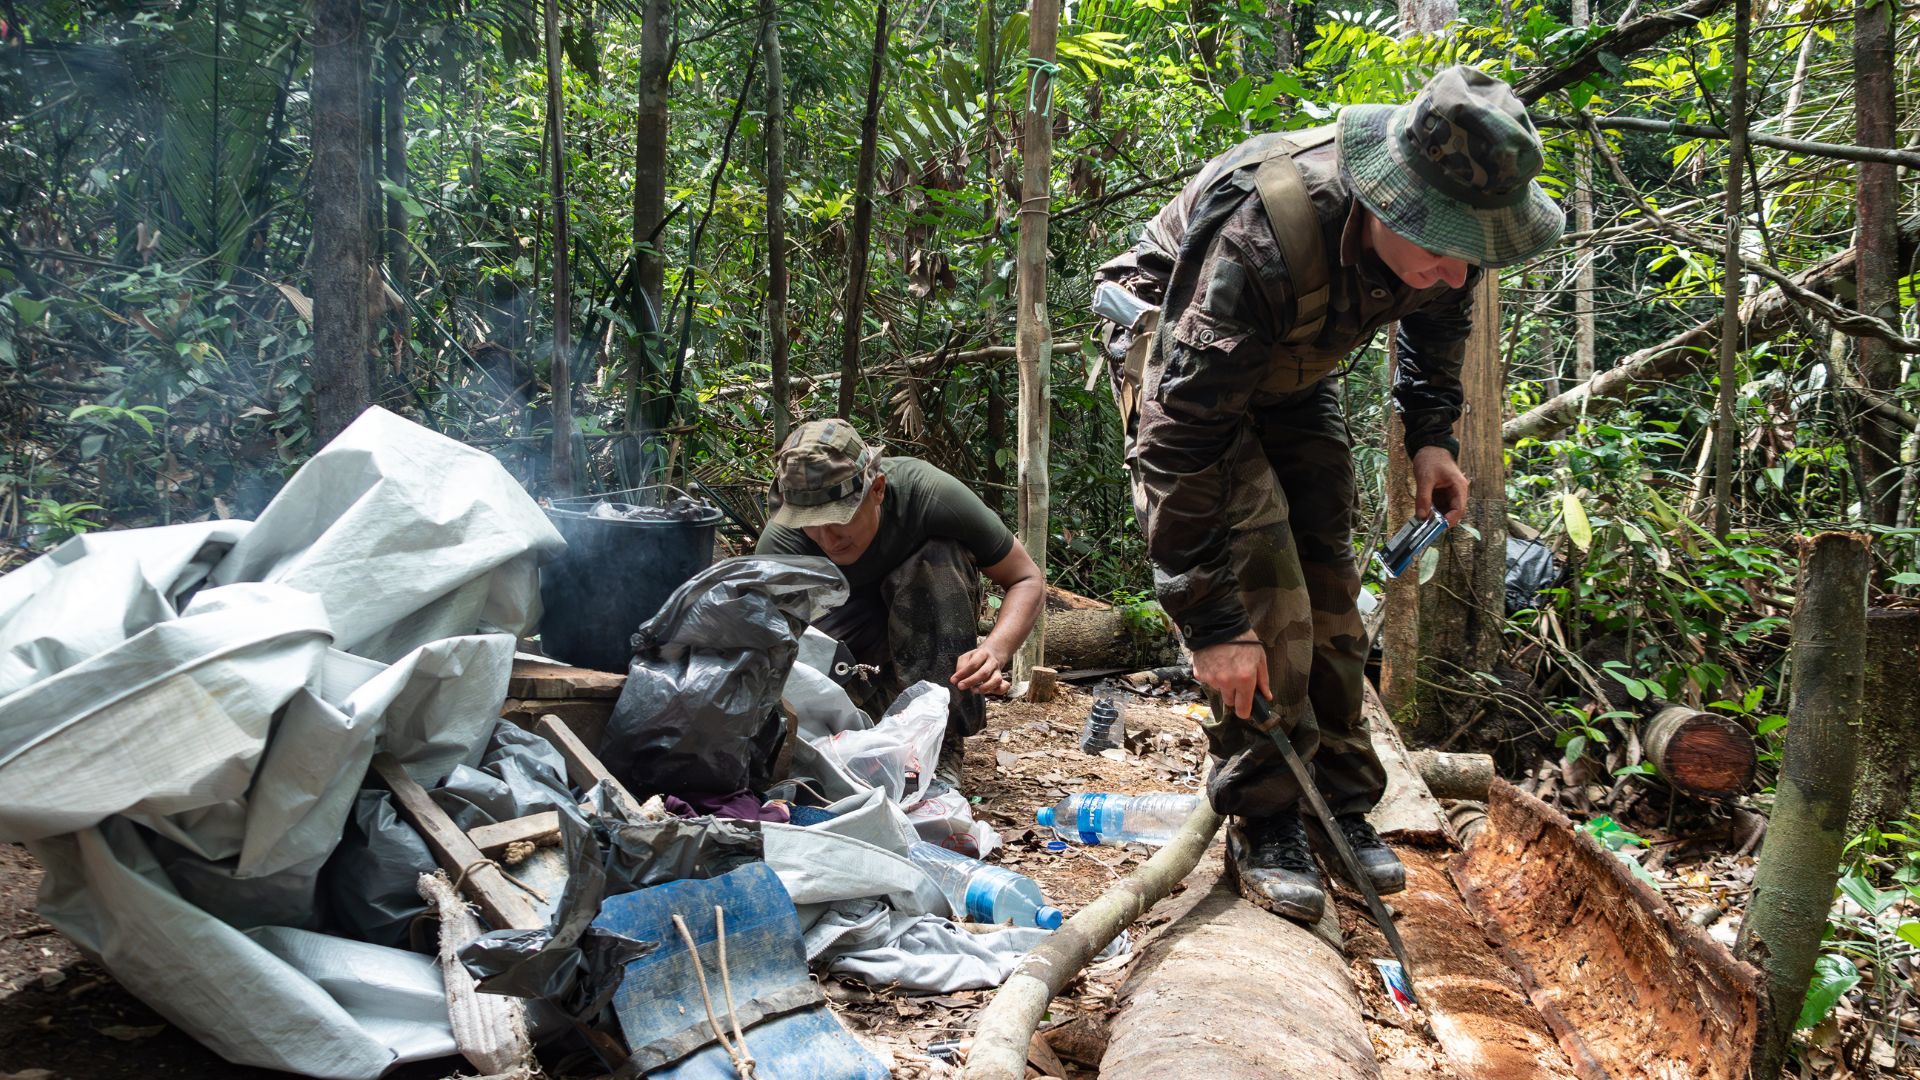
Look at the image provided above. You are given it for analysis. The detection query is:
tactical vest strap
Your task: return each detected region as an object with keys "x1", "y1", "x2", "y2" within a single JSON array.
[{"x1": 1253, "y1": 124, "x2": 1336, "y2": 348}]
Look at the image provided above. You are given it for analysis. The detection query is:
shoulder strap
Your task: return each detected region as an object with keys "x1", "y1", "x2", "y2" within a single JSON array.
[{"x1": 1253, "y1": 124, "x2": 1336, "y2": 348}]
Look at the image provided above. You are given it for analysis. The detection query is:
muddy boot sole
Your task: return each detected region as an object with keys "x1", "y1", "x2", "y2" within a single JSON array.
[{"x1": 1226, "y1": 837, "x2": 1327, "y2": 923}]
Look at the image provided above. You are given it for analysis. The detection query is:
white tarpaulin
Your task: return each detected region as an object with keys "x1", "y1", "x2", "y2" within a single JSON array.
[{"x1": 0, "y1": 407, "x2": 565, "y2": 1078}]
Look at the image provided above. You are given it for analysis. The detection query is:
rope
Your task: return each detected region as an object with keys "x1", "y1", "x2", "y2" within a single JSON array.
[
  {"x1": 671, "y1": 906, "x2": 758, "y2": 1079},
  {"x1": 1024, "y1": 57, "x2": 1062, "y2": 118},
  {"x1": 453, "y1": 858, "x2": 550, "y2": 906}
]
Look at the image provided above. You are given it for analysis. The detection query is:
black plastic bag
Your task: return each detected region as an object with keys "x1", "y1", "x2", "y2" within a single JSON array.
[
  {"x1": 599, "y1": 555, "x2": 847, "y2": 799},
  {"x1": 1505, "y1": 536, "x2": 1560, "y2": 614}
]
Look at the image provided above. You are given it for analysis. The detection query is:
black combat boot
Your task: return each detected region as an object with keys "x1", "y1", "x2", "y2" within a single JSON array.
[
  {"x1": 1313, "y1": 812, "x2": 1407, "y2": 894},
  {"x1": 1227, "y1": 811, "x2": 1326, "y2": 923}
]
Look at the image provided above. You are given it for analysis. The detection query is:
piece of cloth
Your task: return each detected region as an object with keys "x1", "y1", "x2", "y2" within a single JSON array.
[
  {"x1": 1094, "y1": 130, "x2": 1480, "y2": 650},
  {"x1": 810, "y1": 538, "x2": 988, "y2": 738},
  {"x1": 663, "y1": 790, "x2": 793, "y2": 823},
  {"x1": 756, "y1": 457, "x2": 1015, "y2": 590}
]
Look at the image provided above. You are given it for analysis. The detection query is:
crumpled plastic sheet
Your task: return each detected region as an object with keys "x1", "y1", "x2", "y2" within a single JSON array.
[
  {"x1": 809, "y1": 681, "x2": 949, "y2": 805},
  {"x1": 1505, "y1": 535, "x2": 1560, "y2": 614},
  {"x1": 601, "y1": 556, "x2": 847, "y2": 800},
  {"x1": 0, "y1": 407, "x2": 566, "y2": 1079}
]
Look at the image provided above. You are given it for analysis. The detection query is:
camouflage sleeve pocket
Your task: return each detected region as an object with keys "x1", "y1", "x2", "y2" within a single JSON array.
[{"x1": 1170, "y1": 305, "x2": 1255, "y2": 355}]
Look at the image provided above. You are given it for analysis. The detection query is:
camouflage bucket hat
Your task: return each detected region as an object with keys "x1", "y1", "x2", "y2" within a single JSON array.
[
  {"x1": 1336, "y1": 65, "x2": 1564, "y2": 268},
  {"x1": 769, "y1": 418, "x2": 877, "y2": 528}
]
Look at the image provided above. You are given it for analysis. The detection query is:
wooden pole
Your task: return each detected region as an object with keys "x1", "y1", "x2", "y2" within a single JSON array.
[
  {"x1": 837, "y1": 0, "x2": 890, "y2": 420},
  {"x1": 309, "y1": 0, "x2": 370, "y2": 448},
  {"x1": 1851, "y1": 0, "x2": 1903, "y2": 529},
  {"x1": 1737, "y1": 532, "x2": 1870, "y2": 1079},
  {"x1": 1011, "y1": 0, "x2": 1058, "y2": 687},
  {"x1": 627, "y1": 0, "x2": 671, "y2": 433},
  {"x1": 544, "y1": 0, "x2": 574, "y2": 495},
  {"x1": 1711, "y1": 0, "x2": 1747, "y2": 539},
  {"x1": 761, "y1": 0, "x2": 790, "y2": 451},
  {"x1": 1570, "y1": 0, "x2": 1594, "y2": 384}
]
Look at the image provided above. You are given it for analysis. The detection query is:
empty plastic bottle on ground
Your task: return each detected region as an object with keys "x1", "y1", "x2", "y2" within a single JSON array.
[
  {"x1": 1036, "y1": 793, "x2": 1202, "y2": 846},
  {"x1": 907, "y1": 841, "x2": 1063, "y2": 929}
]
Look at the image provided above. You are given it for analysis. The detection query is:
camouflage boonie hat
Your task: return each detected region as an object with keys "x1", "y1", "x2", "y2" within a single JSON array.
[
  {"x1": 1336, "y1": 65, "x2": 1564, "y2": 268},
  {"x1": 769, "y1": 418, "x2": 878, "y2": 528}
]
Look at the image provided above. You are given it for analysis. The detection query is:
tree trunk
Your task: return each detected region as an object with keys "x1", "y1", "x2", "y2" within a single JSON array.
[
  {"x1": 1738, "y1": 532, "x2": 1870, "y2": 1080},
  {"x1": 1265, "y1": 0, "x2": 1294, "y2": 70},
  {"x1": 1409, "y1": 749, "x2": 1495, "y2": 800},
  {"x1": 1012, "y1": 0, "x2": 1058, "y2": 687},
  {"x1": 1642, "y1": 705, "x2": 1758, "y2": 799},
  {"x1": 1380, "y1": 392, "x2": 1418, "y2": 722},
  {"x1": 761, "y1": 0, "x2": 790, "y2": 452},
  {"x1": 1847, "y1": 609, "x2": 1920, "y2": 833},
  {"x1": 1570, "y1": 0, "x2": 1594, "y2": 384},
  {"x1": 1097, "y1": 862, "x2": 1377, "y2": 1080},
  {"x1": 1851, "y1": 0, "x2": 1902, "y2": 530},
  {"x1": 627, "y1": 0, "x2": 671, "y2": 432},
  {"x1": 382, "y1": 36, "x2": 408, "y2": 316},
  {"x1": 837, "y1": 0, "x2": 890, "y2": 420},
  {"x1": 309, "y1": 0, "x2": 371, "y2": 448},
  {"x1": 1503, "y1": 220, "x2": 1920, "y2": 445},
  {"x1": 544, "y1": 0, "x2": 574, "y2": 495},
  {"x1": 1712, "y1": 0, "x2": 1748, "y2": 540},
  {"x1": 1405, "y1": 277, "x2": 1507, "y2": 747}
]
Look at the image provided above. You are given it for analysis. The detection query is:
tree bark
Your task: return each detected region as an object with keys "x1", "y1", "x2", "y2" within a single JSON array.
[
  {"x1": 1847, "y1": 609, "x2": 1920, "y2": 833},
  {"x1": 1570, "y1": 0, "x2": 1594, "y2": 384},
  {"x1": 761, "y1": 0, "x2": 790, "y2": 452},
  {"x1": 1851, "y1": 0, "x2": 1902, "y2": 530},
  {"x1": 381, "y1": 37, "x2": 409, "y2": 326},
  {"x1": 1406, "y1": 277, "x2": 1507, "y2": 746},
  {"x1": 627, "y1": 0, "x2": 671, "y2": 432},
  {"x1": 837, "y1": 0, "x2": 890, "y2": 420},
  {"x1": 1737, "y1": 532, "x2": 1870, "y2": 1080},
  {"x1": 1096, "y1": 863, "x2": 1377, "y2": 1080},
  {"x1": 1642, "y1": 705, "x2": 1758, "y2": 799},
  {"x1": 1380, "y1": 391, "x2": 1419, "y2": 722},
  {"x1": 309, "y1": 0, "x2": 371, "y2": 448},
  {"x1": 544, "y1": 0, "x2": 574, "y2": 495},
  {"x1": 1712, "y1": 0, "x2": 1748, "y2": 540},
  {"x1": 1503, "y1": 219, "x2": 1920, "y2": 445},
  {"x1": 1012, "y1": 0, "x2": 1058, "y2": 687}
]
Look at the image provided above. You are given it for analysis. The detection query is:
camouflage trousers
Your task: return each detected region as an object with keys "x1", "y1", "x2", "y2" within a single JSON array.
[
  {"x1": 813, "y1": 539, "x2": 987, "y2": 739},
  {"x1": 1120, "y1": 377, "x2": 1386, "y2": 819}
]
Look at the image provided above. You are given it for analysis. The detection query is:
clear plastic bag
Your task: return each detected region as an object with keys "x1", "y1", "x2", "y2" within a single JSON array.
[{"x1": 813, "y1": 682, "x2": 949, "y2": 804}]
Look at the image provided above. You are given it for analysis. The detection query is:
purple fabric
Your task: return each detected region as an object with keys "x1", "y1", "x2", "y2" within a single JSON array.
[{"x1": 663, "y1": 790, "x2": 793, "y2": 823}]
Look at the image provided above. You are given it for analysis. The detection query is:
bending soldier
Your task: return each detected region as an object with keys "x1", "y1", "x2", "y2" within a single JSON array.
[{"x1": 1091, "y1": 66, "x2": 1563, "y2": 922}]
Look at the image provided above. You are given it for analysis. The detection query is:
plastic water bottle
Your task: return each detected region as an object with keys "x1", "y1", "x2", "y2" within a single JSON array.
[
  {"x1": 907, "y1": 841, "x2": 1064, "y2": 929},
  {"x1": 1036, "y1": 793, "x2": 1202, "y2": 846}
]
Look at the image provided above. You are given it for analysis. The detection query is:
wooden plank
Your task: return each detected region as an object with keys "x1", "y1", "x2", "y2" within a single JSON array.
[
  {"x1": 468, "y1": 811, "x2": 562, "y2": 856},
  {"x1": 535, "y1": 713, "x2": 646, "y2": 819},
  {"x1": 508, "y1": 657, "x2": 627, "y2": 700},
  {"x1": 370, "y1": 753, "x2": 544, "y2": 931},
  {"x1": 500, "y1": 697, "x2": 614, "y2": 749},
  {"x1": 1364, "y1": 683, "x2": 1453, "y2": 844}
]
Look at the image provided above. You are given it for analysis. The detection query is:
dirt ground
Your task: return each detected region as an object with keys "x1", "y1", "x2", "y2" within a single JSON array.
[{"x1": 0, "y1": 682, "x2": 1211, "y2": 1080}]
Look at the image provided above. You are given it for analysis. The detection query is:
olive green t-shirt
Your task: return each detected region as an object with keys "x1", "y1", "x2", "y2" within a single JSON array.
[{"x1": 755, "y1": 457, "x2": 1015, "y2": 590}]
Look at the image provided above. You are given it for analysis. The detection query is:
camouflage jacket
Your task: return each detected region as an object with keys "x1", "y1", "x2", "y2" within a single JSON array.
[{"x1": 1094, "y1": 132, "x2": 1480, "y2": 648}]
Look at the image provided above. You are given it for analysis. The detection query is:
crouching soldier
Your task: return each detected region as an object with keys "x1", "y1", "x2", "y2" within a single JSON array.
[
  {"x1": 1091, "y1": 66, "x2": 1563, "y2": 922},
  {"x1": 756, "y1": 418, "x2": 1045, "y2": 788}
]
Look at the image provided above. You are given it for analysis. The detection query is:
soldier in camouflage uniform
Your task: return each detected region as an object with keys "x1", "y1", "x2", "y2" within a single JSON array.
[{"x1": 1092, "y1": 66, "x2": 1563, "y2": 922}]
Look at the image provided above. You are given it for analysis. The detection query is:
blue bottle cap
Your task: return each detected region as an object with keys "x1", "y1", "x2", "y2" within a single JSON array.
[
  {"x1": 1044, "y1": 840, "x2": 1068, "y2": 852},
  {"x1": 1035, "y1": 906, "x2": 1064, "y2": 931},
  {"x1": 1035, "y1": 807, "x2": 1055, "y2": 827}
]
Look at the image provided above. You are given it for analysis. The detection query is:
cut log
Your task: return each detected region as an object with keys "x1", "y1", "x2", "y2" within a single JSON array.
[
  {"x1": 1026, "y1": 666, "x2": 1059, "y2": 704},
  {"x1": 1642, "y1": 705, "x2": 1757, "y2": 798},
  {"x1": 1453, "y1": 779, "x2": 1764, "y2": 1078},
  {"x1": 1039, "y1": 607, "x2": 1177, "y2": 671},
  {"x1": 1409, "y1": 750, "x2": 1496, "y2": 801},
  {"x1": 1097, "y1": 858, "x2": 1378, "y2": 1080}
]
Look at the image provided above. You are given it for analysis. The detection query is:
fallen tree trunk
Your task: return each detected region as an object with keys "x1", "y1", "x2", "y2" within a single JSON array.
[
  {"x1": 1505, "y1": 217, "x2": 1920, "y2": 445},
  {"x1": 984, "y1": 604, "x2": 1178, "y2": 671},
  {"x1": 1409, "y1": 750, "x2": 1496, "y2": 801},
  {"x1": 962, "y1": 802, "x2": 1223, "y2": 1080},
  {"x1": 1643, "y1": 705, "x2": 1757, "y2": 798},
  {"x1": 1454, "y1": 780, "x2": 1765, "y2": 1078},
  {"x1": 1097, "y1": 860, "x2": 1379, "y2": 1080}
]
